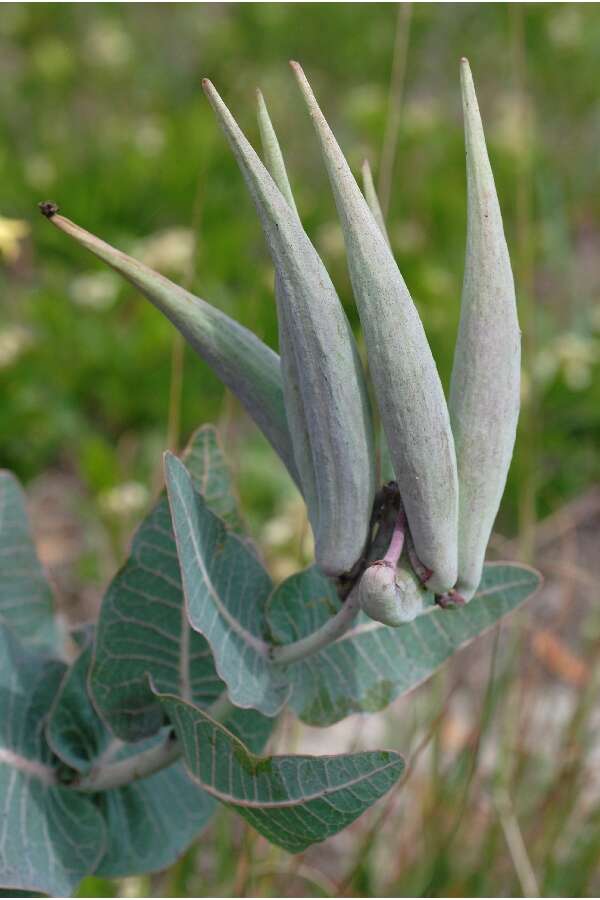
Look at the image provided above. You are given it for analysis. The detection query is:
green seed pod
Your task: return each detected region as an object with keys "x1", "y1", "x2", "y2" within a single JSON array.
[
  {"x1": 449, "y1": 60, "x2": 521, "y2": 600},
  {"x1": 360, "y1": 160, "x2": 395, "y2": 486},
  {"x1": 359, "y1": 561, "x2": 425, "y2": 627},
  {"x1": 203, "y1": 79, "x2": 376, "y2": 576},
  {"x1": 292, "y1": 62, "x2": 458, "y2": 594},
  {"x1": 256, "y1": 90, "x2": 321, "y2": 538},
  {"x1": 45, "y1": 213, "x2": 300, "y2": 488},
  {"x1": 360, "y1": 159, "x2": 390, "y2": 247}
]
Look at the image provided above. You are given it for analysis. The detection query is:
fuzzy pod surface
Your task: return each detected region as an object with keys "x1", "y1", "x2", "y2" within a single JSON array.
[
  {"x1": 256, "y1": 92, "x2": 321, "y2": 537},
  {"x1": 359, "y1": 561, "x2": 425, "y2": 627},
  {"x1": 204, "y1": 79, "x2": 376, "y2": 576},
  {"x1": 292, "y1": 62, "x2": 458, "y2": 593},
  {"x1": 449, "y1": 60, "x2": 521, "y2": 600},
  {"x1": 46, "y1": 214, "x2": 300, "y2": 488}
]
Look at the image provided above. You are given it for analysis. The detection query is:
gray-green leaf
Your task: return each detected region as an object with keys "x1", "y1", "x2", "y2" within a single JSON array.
[
  {"x1": 0, "y1": 471, "x2": 61, "y2": 655},
  {"x1": 90, "y1": 426, "x2": 246, "y2": 741},
  {"x1": 154, "y1": 689, "x2": 404, "y2": 853},
  {"x1": 0, "y1": 626, "x2": 105, "y2": 896},
  {"x1": 47, "y1": 646, "x2": 217, "y2": 878},
  {"x1": 268, "y1": 563, "x2": 541, "y2": 726},
  {"x1": 46, "y1": 214, "x2": 300, "y2": 488},
  {"x1": 164, "y1": 452, "x2": 290, "y2": 716}
]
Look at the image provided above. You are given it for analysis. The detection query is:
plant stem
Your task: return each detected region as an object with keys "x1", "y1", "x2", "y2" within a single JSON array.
[
  {"x1": 72, "y1": 731, "x2": 182, "y2": 793},
  {"x1": 70, "y1": 691, "x2": 232, "y2": 794},
  {"x1": 378, "y1": 2, "x2": 412, "y2": 220},
  {"x1": 382, "y1": 507, "x2": 406, "y2": 566},
  {"x1": 270, "y1": 584, "x2": 361, "y2": 666}
]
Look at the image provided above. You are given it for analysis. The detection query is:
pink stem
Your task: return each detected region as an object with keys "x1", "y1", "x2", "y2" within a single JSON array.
[{"x1": 383, "y1": 508, "x2": 406, "y2": 567}]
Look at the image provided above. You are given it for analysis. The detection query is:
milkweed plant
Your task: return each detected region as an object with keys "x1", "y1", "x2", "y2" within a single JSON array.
[{"x1": 0, "y1": 59, "x2": 541, "y2": 895}]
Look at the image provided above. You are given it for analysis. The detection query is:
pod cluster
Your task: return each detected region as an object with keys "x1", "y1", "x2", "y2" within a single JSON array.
[{"x1": 46, "y1": 59, "x2": 520, "y2": 607}]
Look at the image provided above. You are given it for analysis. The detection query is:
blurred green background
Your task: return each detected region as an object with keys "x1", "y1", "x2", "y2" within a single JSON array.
[{"x1": 2, "y1": 3, "x2": 600, "y2": 897}]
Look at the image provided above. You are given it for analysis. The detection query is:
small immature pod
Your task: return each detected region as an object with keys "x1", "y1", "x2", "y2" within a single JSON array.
[
  {"x1": 203, "y1": 80, "x2": 376, "y2": 576},
  {"x1": 359, "y1": 561, "x2": 425, "y2": 627},
  {"x1": 449, "y1": 60, "x2": 521, "y2": 600},
  {"x1": 292, "y1": 62, "x2": 459, "y2": 594}
]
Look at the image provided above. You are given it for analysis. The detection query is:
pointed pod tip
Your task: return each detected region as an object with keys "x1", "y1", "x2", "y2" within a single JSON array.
[
  {"x1": 38, "y1": 200, "x2": 60, "y2": 219},
  {"x1": 201, "y1": 78, "x2": 215, "y2": 97}
]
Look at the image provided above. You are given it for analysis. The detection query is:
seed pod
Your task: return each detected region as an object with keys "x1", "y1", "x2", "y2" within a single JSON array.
[
  {"x1": 360, "y1": 160, "x2": 394, "y2": 485},
  {"x1": 45, "y1": 212, "x2": 300, "y2": 488},
  {"x1": 359, "y1": 561, "x2": 425, "y2": 627},
  {"x1": 256, "y1": 90, "x2": 321, "y2": 533},
  {"x1": 449, "y1": 60, "x2": 521, "y2": 600},
  {"x1": 256, "y1": 89, "x2": 299, "y2": 215},
  {"x1": 291, "y1": 62, "x2": 458, "y2": 593},
  {"x1": 203, "y1": 79, "x2": 376, "y2": 576},
  {"x1": 361, "y1": 159, "x2": 390, "y2": 247}
]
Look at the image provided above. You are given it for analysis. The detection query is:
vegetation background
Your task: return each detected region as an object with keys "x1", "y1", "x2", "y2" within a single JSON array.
[{"x1": 1, "y1": 2, "x2": 599, "y2": 896}]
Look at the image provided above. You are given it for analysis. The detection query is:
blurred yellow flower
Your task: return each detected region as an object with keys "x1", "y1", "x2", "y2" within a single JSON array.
[{"x1": 0, "y1": 216, "x2": 29, "y2": 262}]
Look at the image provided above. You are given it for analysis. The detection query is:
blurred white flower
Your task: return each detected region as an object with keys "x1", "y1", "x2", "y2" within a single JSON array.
[
  {"x1": 0, "y1": 216, "x2": 29, "y2": 262},
  {"x1": 534, "y1": 332, "x2": 599, "y2": 391},
  {"x1": 316, "y1": 221, "x2": 345, "y2": 261},
  {"x1": 547, "y1": 6, "x2": 583, "y2": 49},
  {"x1": 403, "y1": 95, "x2": 443, "y2": 135},
  {"x1": 133, "y1": 228, "x2": 195, "y2": 275},
  {"x1": 24, "y1": 155, "x2": 56, "y2": 191},
  {"x1": 421, "y1": 264, "x2": 454, "y2": 298},
  {"x1": 86, "y1": 21, "x2": 132, "y2": 68},
  {"x1": 134, "y1": 118, "x2": 166, "y2": 158},
  {"x1": 70, "y1": 271, "x2": 120, "y2": 310},
  {"x1": 492, "y1": 93, "x2": 533, "y2": 159},
  {"x1": 390, "y1": 220, "x2": 426, "y2": 254},
  {"x1": 0, "y1": 326, "x2": 33, "y2": 369},
  {"x1": 99, "y1": 481, "x2": 149, "y2": 518}
]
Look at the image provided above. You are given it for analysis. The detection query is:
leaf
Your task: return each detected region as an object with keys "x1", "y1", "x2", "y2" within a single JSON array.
[
  {"x1": 46, "y1": 214, "x2": 300, "y2": 488},
  {"x1": 47, "y1": 646, "x2": 217, "y2": 878},
  {"x1": 0, "y1": 625, "x2": 105, "y2": 896},
  {"x1": 154, "y1": 688, "x2": 404, "y2": 853},
  {"x1": 164, "y1": 453, "x2": 290, "y2": 716},
  {"x1": 183, "y1": 425, "x2": 246, "y2": 537},
  {"x1": 267, "y1": 563, "x2": 541, "y2": 726},
  {"x1": 90, "y1": 425, "x2": 263, "y2": 740},
  {"x1": 0, "y1": 471, "x2": 61, "y2": 654}
]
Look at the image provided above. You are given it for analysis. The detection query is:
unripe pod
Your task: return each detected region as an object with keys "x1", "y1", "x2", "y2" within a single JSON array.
[
  {"x1": 359, "y1": 561, "x2": 425, "y2": 627},
  {"x1": 44, "y1": 212, "x2": 300, "y2": 489},
  {"x1": 203, "y1": 80, "x2": 376, "y2": 576},
  {"x1": 291, "y1": 62, "x2": 458, "y2": 593},
  {"x1": 256, "y1": 92, "x2": 321, "y2": 541},
  {"x1": 449, "y1": 60, "x2": 521, "y2": 600}
]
